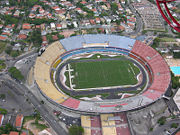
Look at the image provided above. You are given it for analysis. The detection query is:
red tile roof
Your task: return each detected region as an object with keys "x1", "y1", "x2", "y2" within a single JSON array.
[
  {"x1": 20, "y1": 132, "x2": 26, "y2": 135},
  {"x1": 0, "y1": 115, "x2": 4, "y2": 126},
  {"x1": 0, "y1": 35, "x2": 8, "y2": 41},
  {"x1": 96, "y1": 18, "x2": 100, "y2": 22},
  {"x1": 52, "y1": 35, "x2": 58, "y2": 41},
  {"x1": 22, "y1": 23, "x2": 31, "y2": 29},
  {"x1": 176, "y1": 131, "x2": 180, "y2": 135},
  {"x1": 89, "y1": 19, "x2": 96, "y2": 25},
  {"x1": 42, "y1": 36, "x2": 47, "y2": 41},
  {"x1": 9, "y1": 132, "x2": 19, "y2": 135},
  {"x1": 18, "y1": 34, "x2": 27, "y2": 39},
  {"x1": 56, "y1": 24, "x2": 62, "y2": 28},
  {"x1": 80, "y1": 1, "x2": 87, "y2": 4},
  {"x1": 0, "y1": 24, "x2": 3, "y2": 28},
  {"x1": 15, "y1": 114, "x2": 23, "y2": 128}
]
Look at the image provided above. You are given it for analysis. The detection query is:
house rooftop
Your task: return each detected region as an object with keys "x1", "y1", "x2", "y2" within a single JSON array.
[
  {"x1": 15, "y1": 114, "x2": 23, "y2": 128},
  {"x1": 9, "y1": 132, "x2": 19, "y2": 135}
]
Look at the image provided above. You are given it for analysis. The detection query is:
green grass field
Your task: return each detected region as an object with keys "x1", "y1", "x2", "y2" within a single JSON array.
[{"x1": 68, "y1": 59, "x2": 140, "y2": 89}]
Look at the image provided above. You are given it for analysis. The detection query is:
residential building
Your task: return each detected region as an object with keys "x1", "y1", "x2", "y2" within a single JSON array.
[
  {"x1": 15, "y1": 114, "x2": 24, "y2": 130},
  {"x1": 0, "y1": 115, "x2": 4, "y2": 127}
]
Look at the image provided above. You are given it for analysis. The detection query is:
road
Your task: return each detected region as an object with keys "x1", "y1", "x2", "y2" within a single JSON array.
[
  {"x1": 149, "y1": 118, "x2": 180, "y2": 135},
  {"x1": 6, "y1": 50, "x2": 37, "y2": 68},
  {"x1": 126, "y1": 0, "x2": 143, "y2": 36},
  {"x1": 0, "y1": 75, "x2": 68, "y2": 135}
]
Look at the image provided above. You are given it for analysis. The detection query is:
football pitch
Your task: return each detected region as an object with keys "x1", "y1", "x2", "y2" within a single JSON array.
[{"x1": 68, "y1": 59, "x2": 140, "y2": 89}]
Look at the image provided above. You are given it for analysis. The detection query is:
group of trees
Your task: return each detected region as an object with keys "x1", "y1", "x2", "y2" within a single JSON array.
[
  {"x1": 8, "y1": 67, "x2": 24, "y2": 81},
  {"x1": 0, "y1": 60, "x2": 6, "y2": 71},
  {"x1": 173, "y1": 52, "x2": 180, "y2": 59},
  {"x1": 28, "y1": 30, "x2": 42, "y2": 48},
  {"x1": 0, "y1": 108, "x2": 7, "y2": 115},
  {"x1": 76, "y1": 2, "x2": 94, "y2": 19},
  {"x1": 68, "y1": 125, "x2": 84, "y2": 135},
  {"x1": 0, "y1": 124, "x2": 18, "y2": 134},
  {"x1": 5, "y1": 46, "x2": 21, "y2": 58},
  {"x1": 171, "y1": 71, "x2": 180, "y2": 89},
  {"x1": 158, "y1": 116, "x2": 166, "y2": 125},
  {"x1": 27, "y1": 18, "x2": 55, "y2": 25},
  {"x1": 9, "y1": 0, "x2": 43, "y2": 7},
  {"x1": 111, "y1": 3, "x2": 118, "y2": 14},
  {"x1": 0, "y1": 15, "x2": 19, "y2": 25},
  {"x1": 46, "y1": 33, "x2": 64, "y2": 44}
]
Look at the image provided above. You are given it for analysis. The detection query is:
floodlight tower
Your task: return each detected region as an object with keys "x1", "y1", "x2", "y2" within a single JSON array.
[{"x1": 156, "y1": 0, "x2": 180, "y2": 32}]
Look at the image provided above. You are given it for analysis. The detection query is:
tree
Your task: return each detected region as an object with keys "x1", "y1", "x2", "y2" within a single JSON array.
[
  {"x1": 173, "y1": 52, "x2": 180, "y2": 59},
  {"x1": 5, "y1": 46, "x2": 12, "y2": 55},
  {"x1": 8, "y1": 67, "x2": 24, "y2": 81},
  {"x1": 68, "y1": 125, "x2": 84, "y2": 135},
  {"x1": 58, "y1": 34, "x2": 65, "y2": 40},
  {"x1": 171, "y1": 123, "x2": 179, "y2": 128},
  {"x1": 111, "y1": 3, "x2": 118, "y2": 14},
  {"x1": 0, "y1": 108, "x2": 7, "y2": 115},
  {"x1": 30, "y1": 30, "x2": 42, "y2": 47},
  {"x1": 158, "y1": 117, "x2": 166, "y2": 125},
  {"x1": 0, "y1": 94, "x2": 6, "y2": 99},
  {"x1": 171, "y1": 71, "x2": 180, "y2": 89},
  {"x1": 0, "y1": 124, "x2": 18, "y2": 134}
]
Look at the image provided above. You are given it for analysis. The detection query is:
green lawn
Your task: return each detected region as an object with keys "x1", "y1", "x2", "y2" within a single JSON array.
[
  {"x1": 31, "y1": 123, "x2": 48, "y2": 130},
  {"x1": 0, "y1": 41, "x2": 6, "y2": 54},
  {"x1": 0, "y1": 60, "x2": 6, "y2": 71},
  {"x1": 68, "y1": 59, "x2": 140, "y2": 89}
]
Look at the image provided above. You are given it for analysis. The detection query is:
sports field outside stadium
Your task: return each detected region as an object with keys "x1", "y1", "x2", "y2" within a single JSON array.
[{"x1": 67, "y1": 59, "x2": 140, "y2": 89}]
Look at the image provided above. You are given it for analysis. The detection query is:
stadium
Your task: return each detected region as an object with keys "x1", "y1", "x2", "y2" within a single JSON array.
[{"x1": 34, "y1": 34, "x2": 171, "y2": 114}]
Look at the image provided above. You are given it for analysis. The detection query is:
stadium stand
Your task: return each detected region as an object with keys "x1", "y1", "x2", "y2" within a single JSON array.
[
  {"x1": 60, "y1": 47, "x2": 129, "y2": 60},
  {"x1": 131, "y1": 40, "x2": 171, "y2": 100},
  {"x1": 34, "y1": 41, "x2": 68, "y2": 104},
  {"x1": 60, "y1": 34, "x2": 135, "y2": 51},
  {"x1": 61, "y1": 98, "x2": 80, "y2": 109},
  {"x1": 81, "y1": 115, "x2": 98, "y2": 135},
  {"x1": 100, "y1": 113, "x2": 130, "y2": 135}
]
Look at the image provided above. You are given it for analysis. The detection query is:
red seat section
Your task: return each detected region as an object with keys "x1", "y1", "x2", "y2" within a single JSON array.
[
  {"x1": 142, "y1": 90, "x2": 163, "y2": 100},
  {"x1": 91, "y1": 116, "x2": 102, "y2": 135},
  {"x1": 91, "y1": 116, "x2": 101, "y2": 128},
  {"x1": 131, "y1": 40, "x2": 171, "y2": 100},
  {"x1": 114, "y1": 113, "x2": 131, "y2": 135},
  {"x1": 100, "y1": 103, "x2": 128, "y2": 108},
  {"x1": 61, "y1": 98, "x2": 80, "y2": 109}
]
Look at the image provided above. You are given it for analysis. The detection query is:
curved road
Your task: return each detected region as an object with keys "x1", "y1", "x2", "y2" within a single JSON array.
[{"x1": 55, "y1": 57, "x2": 147, "y2": 97}]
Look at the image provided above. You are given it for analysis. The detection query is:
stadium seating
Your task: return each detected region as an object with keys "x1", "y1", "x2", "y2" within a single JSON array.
[
  {"x1": 34, "y1": 42, "x2": 68, "y2": 104},
  {"x1": 131, "y1": 40, "x2": 171, "y2": 100},
  {"x1": 60, "y1": 34, "x2": 135, "y2": 51},
  {"x1": 61, "y1": 98, "x2": 80, "y2": 109},
  {"x1": 60, "y1": 47, "x2": 129, "y2": 60}
]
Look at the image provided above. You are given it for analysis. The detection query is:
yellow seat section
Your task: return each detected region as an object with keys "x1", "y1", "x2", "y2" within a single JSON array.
[
  {"x1": 83, "y1": 128, "x2": 91, "y2": 135},
  {"x1": 36, "y1": 79, "x2": 67, "y2": 103},
  {"x1": 102, "y1": 127, "x2": 117, "y2": 135},
  {"x1": 100, "y1": 114, "x2": 115, "y2": 126},
  {"x1": 81, "y1": 115, "x2": 91, "y2": 135},
  {"x1": 81, "y1": 115, "x2": 91, "y2": 128},
  {"x1": 34, "y1": 41, "x2": 68, "y2": 104}
]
